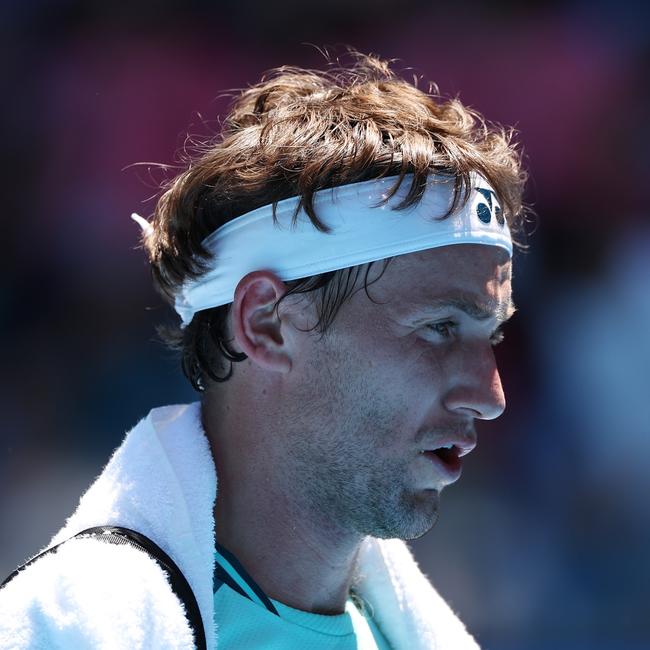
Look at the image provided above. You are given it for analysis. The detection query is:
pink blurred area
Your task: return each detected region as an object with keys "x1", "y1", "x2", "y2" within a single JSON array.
[{"x1": 2, "y1": 2, "x2": 649, "y2": 648}]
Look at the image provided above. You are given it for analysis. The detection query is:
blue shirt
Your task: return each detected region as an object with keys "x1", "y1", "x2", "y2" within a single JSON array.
[{"x1": 213, "y1": 541, "x2": 392, "y2": 648}]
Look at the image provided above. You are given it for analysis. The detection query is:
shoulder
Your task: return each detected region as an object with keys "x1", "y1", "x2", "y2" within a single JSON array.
[{"x1": 0, "y1": 536, "x2": 196, "y2": 650}]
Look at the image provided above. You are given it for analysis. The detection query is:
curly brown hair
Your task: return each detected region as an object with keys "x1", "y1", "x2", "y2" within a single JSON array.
[{"x1": 141, "y1": 53, "x2": 528, "y2": 392}]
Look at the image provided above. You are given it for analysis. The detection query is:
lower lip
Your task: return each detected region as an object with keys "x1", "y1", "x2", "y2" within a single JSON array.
[{"x1": 423, "y1": 450, "x2": 462, "y2": 483}]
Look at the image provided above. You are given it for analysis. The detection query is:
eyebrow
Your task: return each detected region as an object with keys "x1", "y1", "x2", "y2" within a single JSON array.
[{"x1": 412, "y1": 297, "x2": 517, "y2": 324}]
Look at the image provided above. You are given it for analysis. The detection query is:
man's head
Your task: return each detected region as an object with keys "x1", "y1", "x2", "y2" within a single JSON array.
[
  {"x1": 221, "y1": 242, "x2": 513, "y2": 540},
  {"x1": 141, "y1": 53, "x2": 526, "y2": 540},
  {"x1": 143, "y1": 53, "x2": 526, "y2": 391}
]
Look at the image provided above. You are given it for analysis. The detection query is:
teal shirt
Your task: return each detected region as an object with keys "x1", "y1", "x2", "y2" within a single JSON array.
[{"x1": 213, "y1": 542, "x2": 392, "y2": 649}]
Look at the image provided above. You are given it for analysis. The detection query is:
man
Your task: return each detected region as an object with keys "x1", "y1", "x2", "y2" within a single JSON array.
[{"x1": 0, "y1": 54, "x2": 526, "y2": 648}]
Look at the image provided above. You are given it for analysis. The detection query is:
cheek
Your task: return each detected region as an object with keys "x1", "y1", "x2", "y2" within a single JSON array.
[
  {"x1": 353, "y1": 328, "x2": 415, "y2": 378},
  {"x1": 362, "y1": 333, "x2": 446, "y2": 421},
  {"x1": 392, "y1": 331, "x2": 448, "y2": 382},
  {"x1": 321, "y1": 319, "x2": 446, "y2": 415}
]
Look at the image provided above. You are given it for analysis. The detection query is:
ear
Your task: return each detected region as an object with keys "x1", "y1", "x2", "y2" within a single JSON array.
[{"x1": 231, "y1": 270, "x2": 292, "y2": 374}]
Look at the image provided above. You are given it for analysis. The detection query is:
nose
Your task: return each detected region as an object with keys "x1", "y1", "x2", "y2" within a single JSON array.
[{"x1": 442, "y1": 347, "x2": 506, "y2": 421}]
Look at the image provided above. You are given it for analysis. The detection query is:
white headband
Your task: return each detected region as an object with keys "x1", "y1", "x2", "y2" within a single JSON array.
[{"x1": 134, "y1": 173, "x2": 511, "y2": 327}]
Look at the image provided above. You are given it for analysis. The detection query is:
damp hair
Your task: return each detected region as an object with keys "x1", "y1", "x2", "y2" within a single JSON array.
[{"x1": 140, "y1": 51, "x2": 528, "y2": 391}]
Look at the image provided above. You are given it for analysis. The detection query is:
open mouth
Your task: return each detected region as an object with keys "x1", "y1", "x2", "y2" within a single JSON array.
[
  {"x1": 422, "y1": 446, "x2": 462, "y2": 481},
  {"x1": 433, "y1": 445, "x2": 456, "y2": 462}
]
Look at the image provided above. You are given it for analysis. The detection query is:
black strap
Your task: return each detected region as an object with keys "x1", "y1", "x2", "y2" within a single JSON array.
[{"x1": 1, "y1": 526, "x2": 207, "y2": 650}]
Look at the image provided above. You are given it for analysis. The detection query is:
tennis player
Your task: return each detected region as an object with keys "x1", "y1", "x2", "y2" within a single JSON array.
[{"x1": 0, "y1": 53, "x2": 527, "y2": 649}]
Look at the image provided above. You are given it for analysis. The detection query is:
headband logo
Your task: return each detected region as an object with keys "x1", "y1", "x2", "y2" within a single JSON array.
[{"x1": 476, "y1": 188, "x2": 504, "y2": 226}]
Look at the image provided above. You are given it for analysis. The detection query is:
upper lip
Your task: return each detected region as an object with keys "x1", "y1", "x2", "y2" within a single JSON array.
[{"x1": 421, "y1": 432, "x2": 477, "y2": 458}]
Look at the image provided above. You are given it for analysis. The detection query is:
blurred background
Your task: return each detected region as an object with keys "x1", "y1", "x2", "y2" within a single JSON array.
[{"x1": 1, "y1": 1, "x2": 649, "y2": 648}]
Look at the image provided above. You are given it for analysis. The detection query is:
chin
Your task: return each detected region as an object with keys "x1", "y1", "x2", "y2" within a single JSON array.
[
  {"x1": 404, "y1": 488, "x2": 441, "y2": 538},
  {"x1": 367, "y1": 489, "x2": 440, "y2": 540},
  {"x1": 401, "y1": 516, "x2": 438, "y2": 540}
]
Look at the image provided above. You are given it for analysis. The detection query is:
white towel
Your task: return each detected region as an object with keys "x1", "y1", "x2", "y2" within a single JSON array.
[{"x1": 0, "y1": 402, "x2": 479, "y2": 649}]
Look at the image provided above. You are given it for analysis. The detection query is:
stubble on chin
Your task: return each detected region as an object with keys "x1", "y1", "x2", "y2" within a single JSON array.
[
  {"x1": 305, "y1": 458, "x2": 441, "y2": 541},
  {"x1": 359, "y1": 483, "x2": 441, "y2": 540}
]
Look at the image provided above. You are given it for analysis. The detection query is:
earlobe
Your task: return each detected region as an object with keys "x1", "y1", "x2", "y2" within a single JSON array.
[{"x1": 231, "y1": 271, "x2": 292, "y2": 374}]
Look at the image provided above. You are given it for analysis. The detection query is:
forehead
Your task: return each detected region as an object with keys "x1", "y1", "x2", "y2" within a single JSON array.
[{"x1": 370, "y1": 244, "x2": 513, "y2": 318}]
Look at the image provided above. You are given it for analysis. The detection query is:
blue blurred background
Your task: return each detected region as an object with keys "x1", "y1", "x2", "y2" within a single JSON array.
[{"x1": 1, "y1": 1, "x2": 649, "y2": 649}]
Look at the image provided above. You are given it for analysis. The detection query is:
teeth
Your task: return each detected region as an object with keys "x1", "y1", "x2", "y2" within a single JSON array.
[{"x1": 420, "y1": 444, "x2": 455, "y2": 453}]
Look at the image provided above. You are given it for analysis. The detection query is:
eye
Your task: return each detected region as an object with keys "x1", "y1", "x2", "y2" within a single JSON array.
[
  {"x1": 426, "y1": 321, "x2": 506, "y2": 346},
  {"x1": 426, "y1": 320, "x2": 457, "y2": 339}
]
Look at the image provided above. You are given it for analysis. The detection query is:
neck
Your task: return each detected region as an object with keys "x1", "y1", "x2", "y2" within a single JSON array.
[{"x1": 202, "y1": 394, "x2": 364, "y2": 615}]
